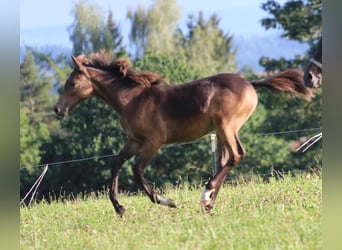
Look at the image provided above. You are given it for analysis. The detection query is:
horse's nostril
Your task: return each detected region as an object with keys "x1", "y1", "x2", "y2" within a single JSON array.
[{"x1": 308, "y1": 73, "x2": 312, "y2": 80}]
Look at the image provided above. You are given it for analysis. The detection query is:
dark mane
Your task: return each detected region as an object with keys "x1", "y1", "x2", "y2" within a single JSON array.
[{"x1": 85, "y1": 53, "x2": 166, "y2": 87}]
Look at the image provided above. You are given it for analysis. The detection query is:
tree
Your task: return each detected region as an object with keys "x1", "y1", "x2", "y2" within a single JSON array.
[
  {"x1": 20, "y1": 50, "x2": 54, "y2": 119},
  {"x1": 103, "y1": 10, "x2": 126, "y2": 57},
  {"x1": 20, "y1": 50, "x2": 53, "y2": 168},
  {"x1": 68, "y1": 0, "x2": 103, "y2": 55},
  {"x1": 68, "y1": 0, "x2": 127, "y2": 56},
  {"x1": 182, "y1": 12, "x2": 237, "y2": 75},
  {"x1": 127, "y1": 5, "x2": 149, "y2": 59},
  {"x1": 20, "y1": 50, "x2": 53, "y2": 199},
  {"x1": 237, "y1": 0, "x2": 323, "y2": 176},
  {"x1": 145, "y1": 0, "x2": 182, "y2": 55},
  {"x1": 127, "y1": 0, "x2": 182, "y2": 58},
  {"x1": 261, "y1": 0, "x2": 322, "y2": 42},
  {"x1": 20, "y1": 106, "x2": 49, "y2": 169},
  {"x1": 127, "y1": 2, "x2": 237, "y2": 75},
  {"x1": 134, "y1": 50, "x2": 202, "y2": 82},
  {"x1": 259, "y1": 0, "x2": 322, "y2": 70}
]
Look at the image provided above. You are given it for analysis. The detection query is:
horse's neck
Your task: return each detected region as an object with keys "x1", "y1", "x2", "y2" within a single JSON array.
[{"x1": 87, "y1": 67, "x2": 143, "y2": 113}]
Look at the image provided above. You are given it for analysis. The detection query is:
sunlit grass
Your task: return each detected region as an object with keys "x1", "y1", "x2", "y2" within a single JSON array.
[{"x1": 20, "y1": 173, "x2": 322, "y2": 250}]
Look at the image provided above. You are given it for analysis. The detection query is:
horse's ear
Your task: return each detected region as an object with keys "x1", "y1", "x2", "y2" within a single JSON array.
[{"x1": 71, "y1": 55, "x2": 86, "y2": 72}]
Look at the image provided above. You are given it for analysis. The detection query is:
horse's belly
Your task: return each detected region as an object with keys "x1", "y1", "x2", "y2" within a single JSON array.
[{"x1": 166, "y1": 116, "x2": 213, "y2": 143}]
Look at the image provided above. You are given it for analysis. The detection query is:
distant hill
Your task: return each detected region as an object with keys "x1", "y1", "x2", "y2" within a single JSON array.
[
  {"x1": 20, "y1": 45, "x2": 71, "y2": 63},
  {"x1": 233, "y1": 34, "x2": 309, "y2": 72},
  {"x1": 20, "y1": 27, "x2": 308, "y2": 72}
]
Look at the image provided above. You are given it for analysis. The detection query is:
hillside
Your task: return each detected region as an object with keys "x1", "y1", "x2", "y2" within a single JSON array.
[
  {"x1": 234, "y1": 34, "x2": 308, "y2": 71},
  {"x1": 20, "y1": 27, "x2": 308, "y2": 72}
]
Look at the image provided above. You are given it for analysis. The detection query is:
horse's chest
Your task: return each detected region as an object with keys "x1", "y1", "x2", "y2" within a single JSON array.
[
  {"x1": 120, "y1": 118, "x2": 141, "y2": 141},
  {"x1": 119, "y1": 109, "x2": 158, "y2": 141}
]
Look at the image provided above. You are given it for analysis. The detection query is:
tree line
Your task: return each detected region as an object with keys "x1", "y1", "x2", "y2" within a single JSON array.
[{"x1": 20, "y1": 0, "x2": 322, "y2": 200}]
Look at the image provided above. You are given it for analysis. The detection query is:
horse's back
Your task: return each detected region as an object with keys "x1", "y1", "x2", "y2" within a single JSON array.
[
  {"x1": 160, "y1": 73, "x2": 254, "y2": 96},
  {"x1": 210, "y1": 73, "x2": 255, "y2": 94},
  {"x1": 153, "y1": 73, "x2": 257, "y2": 117}
]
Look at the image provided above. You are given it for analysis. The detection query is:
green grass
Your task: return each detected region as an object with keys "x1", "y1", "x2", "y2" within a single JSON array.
[{"x1": 20, "y1": 173, "x2": 322, "y2": 250}]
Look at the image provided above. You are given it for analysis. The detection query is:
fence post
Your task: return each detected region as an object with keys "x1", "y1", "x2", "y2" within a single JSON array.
[
  {"x1": 20, "y1": 164, "x2": 49, "y2": 207},
  {"x1": 210, "y1": 133, "x2": 217, "y2": 176}
]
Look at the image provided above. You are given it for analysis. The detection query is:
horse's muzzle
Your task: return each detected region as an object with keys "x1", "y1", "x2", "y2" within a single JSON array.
[
  {"x1": 304, "y1": 72, "x2": 322, "y2": 88},
  {"x1": 54, "y1": 106, "x2": 68, "y2": 118}
]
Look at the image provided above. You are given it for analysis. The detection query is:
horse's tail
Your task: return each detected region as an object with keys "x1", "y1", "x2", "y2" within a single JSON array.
[{"x1": 251, "y1": 68, "x2": 313, "y2": 101}]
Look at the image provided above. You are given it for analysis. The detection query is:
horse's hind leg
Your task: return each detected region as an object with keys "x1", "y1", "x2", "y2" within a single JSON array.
[
  {"x1": 109, "y1": 140, "x2": 140, "y2": 216},
  {"x1": 200, "y1": 130, "x2": 246, "y2": 212},
  {"x1": 133, "y1": 143, "x2": 177, "y2": 208}
]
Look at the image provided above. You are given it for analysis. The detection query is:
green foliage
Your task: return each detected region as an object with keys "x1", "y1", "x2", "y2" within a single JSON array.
[
  {"x1": 103, "y1": 10, "x2": 126, "y2": 56},
  {"x1": 127, "y1": 0, "x2": 182, "y2": 58},
  {"x1": 234, "y1": 67, "x2": 322, "y2": 176},
  {"x1": 134, "y1": 50, "x2": 202, "y2": 82},
  {"x1": 259, "y1": 0, "x2": 322, "y2": 70},
  {"x1": 145, "y1": 0, "x2": 182, "y2": 55},
  {"x1": 127, "y1": 5, "x2": 149, "y2": 59},
  {"x1": 20, "y1": 174, "x2": 322, "y2": 249},
  {"x1": 181, "y1": 12, "x2": 237, "y2": 75},
  {"x1": 261, "y1": 0, "x2": 322, "y2": 41},
  {"x1": 20, "y1": 50, "x2": 55, "y2": 199},
  {"x1": 20, "y1": 50, "x2": 54, "y2": 117},
  {"x1": 20, "y1": 50, "x2": 53, "y2": 168},
  {"x1": 259, "y1": 54, "x2": 306, "y2": 72},
  {"x1": 20, "y1": 107, "x2": 49, "y2": 169},
  {"x1": 40, "y1": 96, "x2": 126, "y2": 195},
  {"x1": 68, "y1": 0, "x2": 103, "y2": 55},
  {"x1": 249, "y1": 0, "x2": 322, "y2": 175},
  {"x1": 127, "y1": 1, "x2": 237, "y2": 75},
  {"x1": 69, "y1": 0, "x2": 126, "y2": 56},
  {"x1": 238, "y1": 103, "x2": 286, "y2": 171},
  {"x1": 236, "y1": 87, "x2": 321, "y2": 177},
  {"x1": 238, "y1": 65, "x2": 259, "y2": 80}
]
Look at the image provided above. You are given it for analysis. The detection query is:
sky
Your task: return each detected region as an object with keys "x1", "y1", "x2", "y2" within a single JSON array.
[
  {"x1": 20, "y1": 0, "x2": 288, "y2": 48},
  {"x1": 20, "y1": 0, "x2": 308, "y2": 71}
]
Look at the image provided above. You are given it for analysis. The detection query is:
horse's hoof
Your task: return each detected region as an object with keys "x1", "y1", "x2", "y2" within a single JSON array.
[
  {"x1": 115, "y1": 205, "x2": 126, "y2": 217},
  {"x1": 200, "y1": 203, "x2": 213, "y2": 214},
  {"x1": 200, "y1": 188, "x2": 214, "y2": 205},
  {"x1": 200, "y1": 188, "x2": 215, "y2": 213},
  {"x1": 157, "y1": 195, "x2": 177, "y2": 208},
  {"x1": 166, "y1": 198, "x2": 177, "y2": 208}
]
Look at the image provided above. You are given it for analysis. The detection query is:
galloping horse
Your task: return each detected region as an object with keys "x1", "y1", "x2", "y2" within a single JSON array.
[
  {"x1": 304, "y1": 37, "x2": 322, "y2": 88},
  {"x1": 55, "y1": 53, "x2": 312, "y2": 215}
]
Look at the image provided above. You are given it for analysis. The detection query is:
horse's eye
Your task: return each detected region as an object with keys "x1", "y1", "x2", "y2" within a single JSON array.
[{"x1": 70, "y1": 82, "x2": 76, "y2": 87}]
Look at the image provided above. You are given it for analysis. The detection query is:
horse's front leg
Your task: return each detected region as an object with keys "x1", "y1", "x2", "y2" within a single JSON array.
[
  {"x1": 109, "y1": 140, "x2": 140, "y2": 216},
  {"x1": 133, "y1": 143, "x2": 177, "y2": 208}
]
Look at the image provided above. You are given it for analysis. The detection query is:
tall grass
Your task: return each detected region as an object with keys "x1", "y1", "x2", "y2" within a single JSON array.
[{"x1": 20, "y1": 173, "x2": 322, "y2": 250}]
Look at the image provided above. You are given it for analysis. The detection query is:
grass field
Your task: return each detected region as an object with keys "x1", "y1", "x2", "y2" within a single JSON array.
[{"x1": 20, "y1": 173, "x2": 322, "y2": 250}]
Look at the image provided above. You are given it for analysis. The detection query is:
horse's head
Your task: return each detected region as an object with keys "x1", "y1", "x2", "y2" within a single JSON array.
[
  {"x1": 54, "y1": 55, "x2": 94, "y2": 117},
  {"x1": 304, "y1": 38, "x2": 322, "y2": 88},
  {"x1": 303, "y1": 59, "x2": 322, "y2": 88}
]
